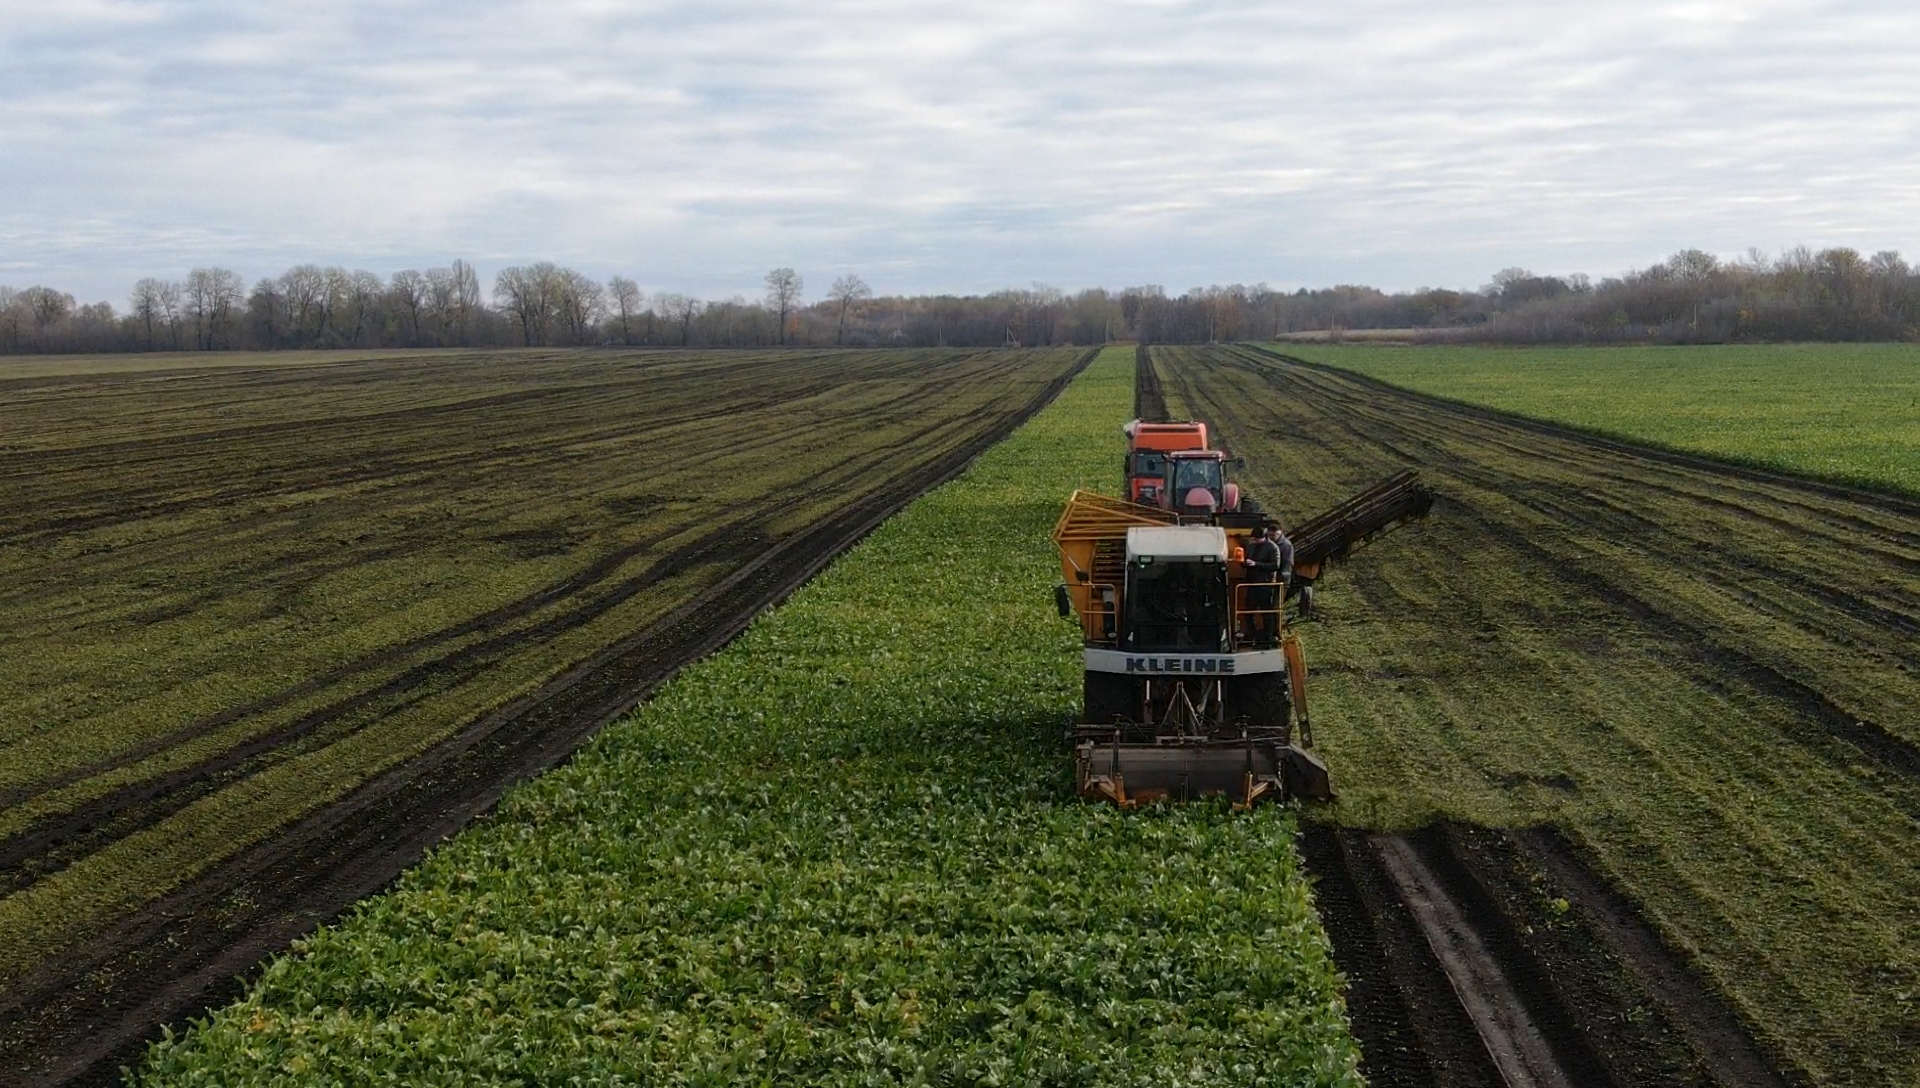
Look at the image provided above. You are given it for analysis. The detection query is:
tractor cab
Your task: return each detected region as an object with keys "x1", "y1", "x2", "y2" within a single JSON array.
[
  {"x1": 1123, "y1": 525, "x2": 1230, "y2": 653},
  {"x1": 1164, "y1": 452, "x2": 1237, "y2": 517}
]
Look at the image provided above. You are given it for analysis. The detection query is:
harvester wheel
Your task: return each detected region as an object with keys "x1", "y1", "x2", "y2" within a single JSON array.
[{"x1": 1083, "y1": 673, "x2": 1136, "y2": 725}]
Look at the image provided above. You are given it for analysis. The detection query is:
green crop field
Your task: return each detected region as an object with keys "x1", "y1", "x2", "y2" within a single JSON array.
[
  {"x1": 0, "y1": 346, "x2": 1094, "y2": 1075},
  {"x1": 1158, "y1": 344, "x2": 1920, "y2": 1086},
  {"x1": 1283, "y1": 343, "x2": 1920, "y2": 496},
  {"x1": 132, "y1": 347, "x2": 1361, "y2": 1087}
]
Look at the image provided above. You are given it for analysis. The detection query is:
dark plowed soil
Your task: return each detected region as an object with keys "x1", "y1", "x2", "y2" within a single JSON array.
[
  {"x1": 1298, "y1": 825, "x2": 1505, "y2": 1087},
  {"x1": 1302, "y1": 821, "x2": 1795, "y2": 1088},
  {"x1": 1134, "y1": 343, "x2": 1168, "y2": 420},
  {"x1": 0, "y1": 349, "x2": 1094, "y2": 1088}
]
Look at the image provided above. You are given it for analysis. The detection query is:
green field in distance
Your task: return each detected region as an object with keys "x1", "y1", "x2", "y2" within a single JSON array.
[{"x1": 1282, "y1": 343, "x2": 1920, "y2": 496}]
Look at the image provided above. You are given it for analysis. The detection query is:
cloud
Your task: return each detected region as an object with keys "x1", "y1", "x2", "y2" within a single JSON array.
[{"x1": 2, "y1": 0, "x2": 1917, "y2": 302}]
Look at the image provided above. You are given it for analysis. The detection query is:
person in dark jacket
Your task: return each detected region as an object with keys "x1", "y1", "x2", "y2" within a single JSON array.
[{"x1": 1243, "y1": 524, "x2": 1290, "y2": 645}]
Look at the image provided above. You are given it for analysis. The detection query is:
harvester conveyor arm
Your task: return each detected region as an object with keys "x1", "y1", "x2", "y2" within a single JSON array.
[{"x1": 1290, "y1": 469, "x2": 1435, "y2": 569}]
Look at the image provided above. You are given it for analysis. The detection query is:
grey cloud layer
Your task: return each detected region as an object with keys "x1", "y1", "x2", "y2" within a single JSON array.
[{"x1": 3, "y1": 0, "x2": 1916, "y2": 301}]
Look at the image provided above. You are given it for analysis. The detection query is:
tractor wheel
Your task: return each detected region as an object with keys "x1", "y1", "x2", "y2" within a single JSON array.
[{"x1": 1083, "y1": 673, "x2": 1136, "y2": 725}]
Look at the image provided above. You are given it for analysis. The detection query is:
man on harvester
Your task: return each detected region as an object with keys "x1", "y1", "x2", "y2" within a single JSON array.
[{"x1": 1242, "y1": 523, "x2": 1292, "y2": 644}]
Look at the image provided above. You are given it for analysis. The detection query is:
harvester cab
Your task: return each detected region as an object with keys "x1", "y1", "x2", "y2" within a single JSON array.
[
  {"x1": 1053, "y1": 428, "x2": 1435, "y2": 809},
  {"x1": 1122, "y1": 526, "x2": 1231, "y2": 653}
]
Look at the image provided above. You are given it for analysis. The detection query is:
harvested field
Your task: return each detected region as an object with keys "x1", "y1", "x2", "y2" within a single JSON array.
[
  {"x1": 0, "y1": 346, "x2": 1092, "y2": 1086},
  {"x1": 1153, "y1": 344, "x2": 1920, "y2": 1086},
  {"x1": 130, "y1": 347, "x2": 1361, "y2": 1087},
  {"x1": 1285, "y1": 343, "x2": 1920, "y2": 496}
]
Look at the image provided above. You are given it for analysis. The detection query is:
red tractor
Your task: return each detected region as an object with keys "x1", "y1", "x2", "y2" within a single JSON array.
[{"x1": 1122, "y1": 419, "x2": 1243, "y2": 517}]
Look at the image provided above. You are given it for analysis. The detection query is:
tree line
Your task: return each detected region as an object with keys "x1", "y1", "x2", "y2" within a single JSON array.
[
  {"x1": 5, "y1": 245, "x2": 1919, "y2": 354},
  {"x1": 1425, "y1": 247, "x2": 1920, "y2": 344}
]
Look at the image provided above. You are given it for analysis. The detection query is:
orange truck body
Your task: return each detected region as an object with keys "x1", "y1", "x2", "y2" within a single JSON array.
[{"x1": 1123, "y1": 420, "x2": 1212, "y2": 506}]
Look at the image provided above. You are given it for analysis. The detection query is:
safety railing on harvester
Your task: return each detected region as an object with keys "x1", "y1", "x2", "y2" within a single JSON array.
[{"x1": 1231, "y1": 580, "x2": 1284, "y2": 647}]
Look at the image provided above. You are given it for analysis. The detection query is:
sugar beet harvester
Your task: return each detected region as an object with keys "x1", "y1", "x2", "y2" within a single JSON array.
[{"x1": 1052, "y1": 419, "x2": 1433, "y2": 807}]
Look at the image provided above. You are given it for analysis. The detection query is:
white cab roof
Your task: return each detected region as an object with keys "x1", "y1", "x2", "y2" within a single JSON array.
[{"x1": 1126, "y1": 524, "x2": 1228, "y2": 562}]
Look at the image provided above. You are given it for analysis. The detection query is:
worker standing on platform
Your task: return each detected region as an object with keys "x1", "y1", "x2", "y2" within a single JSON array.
[{"x1": 1244, "y1": 524, "x2": 1287, "y2": 645}]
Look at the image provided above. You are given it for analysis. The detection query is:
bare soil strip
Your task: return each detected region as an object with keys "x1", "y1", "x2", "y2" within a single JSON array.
[
  {"x1": 0, "y1": 348, "x2": 1093, "y2": 1088},
  {"x1": 1134, "y1": 342, "x2": 1168, "y2": 420},
  {"x1": 1372, "y1": 833, "x2": 1579, "y2": 1088}
]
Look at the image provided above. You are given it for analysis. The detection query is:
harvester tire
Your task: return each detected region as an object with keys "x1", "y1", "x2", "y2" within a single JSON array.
[{"x1": 1083, "y1": 673, "x2": 1136, "y2": 725}]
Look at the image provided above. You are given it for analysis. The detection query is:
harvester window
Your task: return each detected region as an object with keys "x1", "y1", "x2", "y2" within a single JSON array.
[
  {"x1": 1132, "y1": 452, "x2": 1167, "y2": 477},
  {"x1": 1126, "y1": 560, "x2": 1227, "y2": 652}
]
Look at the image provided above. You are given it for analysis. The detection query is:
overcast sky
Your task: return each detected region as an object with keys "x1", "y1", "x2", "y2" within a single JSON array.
[{"x1": 4, "y1": 0, "x2": 1918, "y2": 304}]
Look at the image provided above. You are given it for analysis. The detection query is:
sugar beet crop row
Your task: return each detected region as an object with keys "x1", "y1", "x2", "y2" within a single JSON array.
[{"x1": 132, "y1": 348, "x2": 1362, "y2": 1086}]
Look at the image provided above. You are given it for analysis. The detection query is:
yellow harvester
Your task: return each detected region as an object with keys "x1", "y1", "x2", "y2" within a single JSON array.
[{"x1": 1052, "y1": 423, "x2": 1432, "y2": 807}]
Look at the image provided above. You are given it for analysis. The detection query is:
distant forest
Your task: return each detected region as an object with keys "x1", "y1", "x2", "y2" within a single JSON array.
[{"x1": 3, "y1": 246, "x2": 1917, "y2": 354}]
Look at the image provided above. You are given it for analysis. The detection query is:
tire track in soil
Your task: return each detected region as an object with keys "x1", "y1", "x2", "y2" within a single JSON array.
[
  {"x1": 1184, "y1": 363, "x2": 1920, "y2": 799},
  {"x1": 1240, "y1": 344, "x2": 1920, "y2": 534},
  {"x1": 1302, "y1": 820, "x2": 1797, "y2": 1088},
  {"x1": 1144, "y1": 348, "x2": 1804, "y2": 1088},
  {"x1": 1245, "y1": 352, "x2": 1920, "y2": 634},
  {"x1": 0, "y1": 349, "x2": 1096, "y2": 1088}
]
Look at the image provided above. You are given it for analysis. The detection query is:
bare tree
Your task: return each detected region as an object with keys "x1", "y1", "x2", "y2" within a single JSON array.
[
  {"x1": 247, "y1": 278, "x2": 284, "y2": 346},
  {"x1": 184, "y1": 269, "x2": 243, "y2": 349},
  {"x1": 423, "y1": 267, "x2": 456, "y2": 345},
  {"x1": 553, "y1": 268, "x2": 604, "y2": 345},
  {"x1": 657, "y1": 293, "x2": 702, "y2": 345},
  {"x1": 156, "y1": 280, "x2": 183, "y2": 350},
  {"x1": 280, "y1": 265, "x2": 328, "y2": 344},
  {"x1": 448, "y1": 259, "x2": 482, "y2": 343},
  {"x1": 130, "y1": 279, "x2": 165, "y2": 350},
  {"x1": 0, "y1": 287, "x2": 20, "y2": 353},
  {"x1": 339, "y1": 270, "x2": 383, "y2": 345},
  {"x1": 320, "y1": 267, "x2": 357, "y2": 344},
  {"x1": 607, "y1": 276, "x2": 642, "y2": 345},
  {"x1": 827, "y1": 274, "x2": 871, "y2": 345},
  {"x1": 22, "y1": 286, "x2": 75, "y2": 330},
  {"x1": 390, "y1": 270, "x2": 426, "y2": 346},
  {"x1": 216, "y1": 270, "x2": 244, "y2": 341},
  {"x1": 764, "y1": 267, "x2": 803, "y2": 345},
  {"x1": 495, "y1": 264, "x2": 555, "y2": 346}
]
